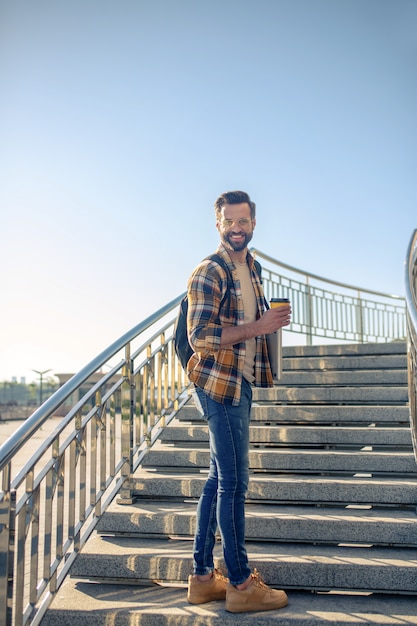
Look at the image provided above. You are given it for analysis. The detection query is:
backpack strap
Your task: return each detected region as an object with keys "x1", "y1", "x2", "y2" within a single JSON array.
[
  {"x1": 205, "y1": 254, "x2": 268, "y2": 316},
  {"x1": 253, "y1": 258, "x2": 270, "y2": 310},
  {"x1": 254, "y1": 259, "x2": 262, "y2": 282},
  {"x1": 204, "y1": 253, "x2": 234, "y2": 317}
]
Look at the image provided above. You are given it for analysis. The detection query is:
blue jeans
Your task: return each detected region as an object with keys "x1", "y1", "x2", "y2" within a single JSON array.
[{"x1": 192, "y1": 378, "x2": 252, "y2": 586}]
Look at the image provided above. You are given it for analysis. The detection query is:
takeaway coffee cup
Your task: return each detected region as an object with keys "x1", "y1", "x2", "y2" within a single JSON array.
[
  {"x1": 270, "y1": 297, "x2": 291, "y2": 309},
  {"x1": 267, "y1": 298, "x2": 290, "y2": 379}
]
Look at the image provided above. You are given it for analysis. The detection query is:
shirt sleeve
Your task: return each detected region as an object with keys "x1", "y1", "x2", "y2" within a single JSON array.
[{"x1": 187, "y1": 262, "x2": 227, "y2": 355}]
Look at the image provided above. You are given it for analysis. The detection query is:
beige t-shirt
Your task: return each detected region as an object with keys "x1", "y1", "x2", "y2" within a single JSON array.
[{"x1": 235, "y1": 261, "x2": 257, "y2": 383}]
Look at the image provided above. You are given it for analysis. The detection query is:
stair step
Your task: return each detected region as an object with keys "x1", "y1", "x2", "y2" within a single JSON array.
[
  {"x1": 253, "y1": 386, "x2": 408, "y2": 404},
  {"x1": 284, "y1": 354, "x2": 407, "y2": 371},
  {"x1": 42, "y1": 340, "x2": 414, "y2": 625},
  {"x1": 178, "y1": 404, "x2": 411, "y2": 424},
  {"x1": 97, "y1": 500, "x2": 417, "y2": 547},
  {"x1": 161, "y1": 424, "x2": 413, "y2": 447},
  {"x1": 276, "y1": 370, "x2": 407, "y2": 386},
  {"x1": 69, "y1": 535, "x2": 417, "y2": 595},
  {"x1": 133, "y1": 471, "x2": 417, "y2": 506},
  {"x1": 40, "y1": 580, "x2": 417, "y2": 626},
  {"x1": 142, "y1": 446, "x2": 417, "y2": 474},
  {"x1": 282, "y1": 342, "x2": 406, "y2": 358}
]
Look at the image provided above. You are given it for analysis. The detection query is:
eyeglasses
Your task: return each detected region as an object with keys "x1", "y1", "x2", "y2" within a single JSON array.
[{"x1": 220, "y1": 218, "x2": 252, "y2": 229}]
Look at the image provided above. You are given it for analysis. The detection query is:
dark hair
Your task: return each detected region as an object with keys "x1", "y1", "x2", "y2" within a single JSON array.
[{"x1": 214, "y1": 191, "x2": 256, "y2": 219}]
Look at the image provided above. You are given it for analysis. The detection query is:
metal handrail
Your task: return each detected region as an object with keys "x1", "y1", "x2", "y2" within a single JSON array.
[
  {"x1": 404, "y1": 230, "x2": 417, "y2": 461},
  {"x1": 0, "y1": 294, "x2": 189, "y2": 626},
  {"x1": 252, "y1": 248, "x2": 404, "y2": 299},
  {"x1": 0, "y1": 295, "x2": 184, "y2": 470},
  {"x1": 0, "y1": 249, "x2": 409, "y2": 626},
  {"x1": 252, "y1": 248, "x2": 406, "y2": 344}
]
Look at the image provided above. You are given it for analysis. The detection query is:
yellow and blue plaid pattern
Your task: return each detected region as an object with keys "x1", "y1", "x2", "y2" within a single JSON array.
[{"x1": 187, "y1": 244, "x2": 273, "y2": 406}]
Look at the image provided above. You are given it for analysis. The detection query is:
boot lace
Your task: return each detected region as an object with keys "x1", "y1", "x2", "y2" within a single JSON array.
[
  {"x1": 214, "y1": 567, "x2": 229, "y2": 583},
  {"x1": 251, "y1": 568, "x2": 270, "y2": 591}
]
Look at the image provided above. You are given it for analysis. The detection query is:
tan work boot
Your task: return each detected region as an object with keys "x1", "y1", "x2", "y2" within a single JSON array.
[
  {"x1": 226, "y1": 569, "x2": 288, "y2": 613},
  {"x1": 187, "y1": 569, "x2": 229, "y2": 604}
]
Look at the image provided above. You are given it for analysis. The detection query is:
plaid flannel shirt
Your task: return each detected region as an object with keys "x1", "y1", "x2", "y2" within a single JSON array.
[{"x1": 187, "y1": 244, "x2": 273, "y2": 406}]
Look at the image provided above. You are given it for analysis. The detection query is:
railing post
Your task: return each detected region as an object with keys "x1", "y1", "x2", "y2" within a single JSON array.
[
  {"x1": 305, "y1": 278, "x2": 313, "y2": 346},
  {"x1": 117, "y1": 344, "x2": 134, "y2": 505},
  {"x1": 0, "y1": 465, "x2": 12, "y2": 626},
  {"x1": 356, "y1": 291, "x2": 364, "y2": 343}
]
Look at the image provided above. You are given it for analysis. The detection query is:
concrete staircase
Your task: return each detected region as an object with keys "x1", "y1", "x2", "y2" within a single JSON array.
[{"x1": 41, "y1": 341, "x2": 417, "y2": 625}]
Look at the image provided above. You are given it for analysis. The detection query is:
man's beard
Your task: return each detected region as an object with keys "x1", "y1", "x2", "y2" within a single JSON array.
[{"x1": 221, "y1": 230, "x2": 253, "y2": 252}]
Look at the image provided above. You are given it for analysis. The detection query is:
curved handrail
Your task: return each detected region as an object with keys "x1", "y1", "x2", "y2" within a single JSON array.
[
  {"x1": 0, "y1": 293, "x2": 184, "y2": 471},
  {"x1": 404, "y1": 229, "x2": 417, "y2": 461},
  {"x1": 251, "y1": 247, "x2": 405, "y2": 345},
  {"x1": 252, "y1": 247, "x2": 404, "y2": 299},
  {"x1": 404, "y1": 230, "x2": 417, "y2": 326},
  {"x1": 0, "y1": 292, "x2": 189, "y2": 626}
]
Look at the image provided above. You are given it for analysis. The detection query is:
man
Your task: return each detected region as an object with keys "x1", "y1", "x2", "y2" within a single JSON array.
[{"x1": 186, "y1": 191, "x2": 291, "y2": 613}]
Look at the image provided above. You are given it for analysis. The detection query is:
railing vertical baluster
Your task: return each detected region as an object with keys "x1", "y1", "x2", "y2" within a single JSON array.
[
  {"x1": 29, "y1": 484, "x2": 40, "y2": 609},
  {"x1": 134, "y1": 373, "x2": 142, "y2": 446},
  {"x1": 171, "y1": 341, "x2": 179, "y2": 411},
  {"x1": 78, "y1": 413, "x2": 87, "y2": 526},
  {"x1": 129, "y1": 360, "x2": 137, "y2": 455},
  {"x1": 43, "y1": 465, "x2": 53, "y2": 586},
  {"x1": 89, "y1": 416, "x2": 97, "y2": 510},
  {"x1": 157, "y1": 334, "x2": 163, "y2": 425},
  {"x1": 68, "y1": 436, "x2": 76, "y2": 549},
  {"x1": 118, "y1": 344, "x2": 134, "y2": 504},
  {"x1": 143, "y1": 356, "x2": 149, "y2": 441},
  {"x1": 53, "y1": 451, "x2": 65, "y2": 594},
  {"x1": 14, "y1": 470, "x2": 33, "y2": 626},
  {"x1": 97, "y1": 391, "x2": 106, "y2": 518},
  {"x1": 163, "y1": 342, "x2": 169, "y2": 414},
  {"x1": 149, "y1": 355, "x2": 156, "y2": 431},
  {"x1": 109, "y1": 395, "x2": 116, "y2": 478},
  {"x1": 0, "y1": 465, "x2": 11, "y2": 626},
  {"x1": 305, "y1": 278, "x2": 313, "y2": 346}
]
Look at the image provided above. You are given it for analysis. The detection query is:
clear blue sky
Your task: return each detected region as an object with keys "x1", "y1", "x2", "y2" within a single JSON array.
[{"x1": 1, "y1": 0, "x2": 416, "y2": 383}]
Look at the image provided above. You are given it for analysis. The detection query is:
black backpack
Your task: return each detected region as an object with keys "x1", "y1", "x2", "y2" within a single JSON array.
[{"x1": 173, "y1": 254, "x2": 262, "y2": 371}]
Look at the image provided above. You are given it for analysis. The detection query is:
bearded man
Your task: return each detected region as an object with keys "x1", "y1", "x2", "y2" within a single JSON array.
[{"x1": 185, "y1": 190, "x2": 291, "y2": 613}]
